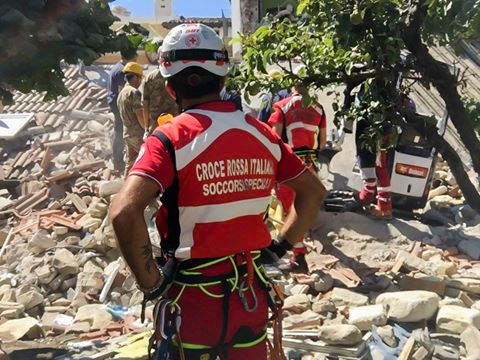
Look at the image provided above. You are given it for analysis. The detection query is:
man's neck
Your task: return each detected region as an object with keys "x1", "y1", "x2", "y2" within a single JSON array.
[
  {"x1": 128, "y1": 81, "x2": 140, "y2": 89},
  {"x1": 181, "y1": 94, "x2": 221, "y2": 110}
]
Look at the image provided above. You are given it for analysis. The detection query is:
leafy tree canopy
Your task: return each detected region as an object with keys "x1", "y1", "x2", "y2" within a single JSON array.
[
  {"x1": 0, "y1": 0, "x2": 136, "y2": 104},
  {"x1": 237, "y1": 0, "x2": 479, "y2": 115},
  {"x1": 235, "y1": 0, "x2": 480, "y2": 212}
]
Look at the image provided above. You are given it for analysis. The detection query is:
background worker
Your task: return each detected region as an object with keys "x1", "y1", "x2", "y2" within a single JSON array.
[
  {"x1": 110, "y1": 23, "x2": 325, "y2": 360},
  {"x1": 142, "y1": 63, "x2": 178, "y2": 136},
  {"x1": 117, "y1": 62, "x2": 145, "y2": 175},
  {"x1": 355, "y1": 92, "x2": 416, "y2": 219},
  {"x1": 106, "y1": 48, "x2": 137, "y2": 173},
  {"x1": 268, "y1": 72, "x2": 327, "y2": 272},
  {"x1": 257, "y1": 69, "x2": 290, "y2": 123}
]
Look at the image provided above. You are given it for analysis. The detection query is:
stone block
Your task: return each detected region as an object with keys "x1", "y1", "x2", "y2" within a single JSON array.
[
  {"x1": 460, "y1": 326, "x2": 480, "y2": 359},
  {"x1": 98, "y1": 180, "x2": 123, "y2": 198},
  {"x1": 312, "y1": 300, "x2": 336, "y2": 314},
  {"x1": 52, "y1": 249, "x2": 79, "y2": 275},
  {"x1": 283, "y1": 310, "x2": 322, "y2": 330},
  {"x1": 348, "y1": 304, "x2": 387, "y2": 331},
  {"x1": 283, "y1": 294, "x2": 311, "y2": 313},
  {"x1": 376, "y1": 290, "x2": 439, "y2": 322},
  {"x1": 27, "y1": 229, "x2": 55, "y2": 254},
  {"x1": 74, "y1": 304, "x2": 113, "y2": 331},
  {"x1": 318, "y1": 324, "x2": 362, "y2": 346},
  {"x1": 16, "y1": 289, "x2": 44, "y2": 311},
  {"x1": 437, "y1": 305, "x2": 480, "y2": 334},
  {"x1": 0, "y1": 317, "x2": 42, "y2": 341},
  {"x1": 330, "y1": 288, "x2": 369, "y2": 308}
]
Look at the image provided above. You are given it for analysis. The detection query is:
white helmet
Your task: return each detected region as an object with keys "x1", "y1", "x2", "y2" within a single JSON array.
[{"x1": 159, "y1": 23, "x2": 229, "y2": 78}]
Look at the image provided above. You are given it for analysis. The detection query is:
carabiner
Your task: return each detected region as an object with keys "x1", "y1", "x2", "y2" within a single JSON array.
[{"x1": 238, "y1": 280, "x2": 258, "y2": 313}]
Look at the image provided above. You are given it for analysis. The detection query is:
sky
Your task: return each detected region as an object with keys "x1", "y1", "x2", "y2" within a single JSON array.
[{"x1": 111, "y1": 0, "x2": 232, "y2": 18}]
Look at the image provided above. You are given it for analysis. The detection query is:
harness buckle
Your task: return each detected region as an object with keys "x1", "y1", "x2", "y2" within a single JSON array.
[{"x1": 238, "y1": 280, "x2": 258, "y2": 313}]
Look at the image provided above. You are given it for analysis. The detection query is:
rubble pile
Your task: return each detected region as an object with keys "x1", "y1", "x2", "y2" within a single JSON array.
[
  {"x1": 270, "y1": 203, "x2": 480, "y2": 359},
  {"x1": 0, "y1": 66, "x2": 149, "y2": 356},
  {"x1": 424, "y1": 159, "x2": 480, "y2": 228},
  {"x1": 1, "y1": 64, "x2": 480, "y2": 358}
]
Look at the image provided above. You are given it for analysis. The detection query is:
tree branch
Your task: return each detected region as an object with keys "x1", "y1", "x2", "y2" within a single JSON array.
[{"x1": 402, "y1": 0, "x2": 480, "y2": 176}]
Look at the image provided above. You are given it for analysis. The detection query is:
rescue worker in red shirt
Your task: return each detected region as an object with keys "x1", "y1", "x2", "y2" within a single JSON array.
[
  {"x1": 110, "y1": 24, "x2": 325, "y2": 360},
  {"x1": 268, "y1": 66, "x2": 327, "y2": 272}
]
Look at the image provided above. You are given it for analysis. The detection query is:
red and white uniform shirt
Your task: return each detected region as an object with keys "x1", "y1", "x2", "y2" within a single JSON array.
[
  {"x1": 268, "y1": 94, "x2": 326, "y2": 150},
  {"x1": 130, "y1": 101, "x2": 306, "y2": 259}
]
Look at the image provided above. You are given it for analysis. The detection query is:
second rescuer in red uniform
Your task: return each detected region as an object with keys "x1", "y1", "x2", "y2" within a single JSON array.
[{"x1": 268, "y1": 75, "x2": 327, "y2": 272}]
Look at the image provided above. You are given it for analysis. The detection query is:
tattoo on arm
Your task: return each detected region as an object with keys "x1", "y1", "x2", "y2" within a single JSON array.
[{"x1": 140, "y1": 242, "x2": 156, "y2": 273}]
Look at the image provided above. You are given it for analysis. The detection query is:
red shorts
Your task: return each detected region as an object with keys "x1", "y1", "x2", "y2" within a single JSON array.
[{"x1": 166, "y1": 257, "x2": 269, "y2": 360}]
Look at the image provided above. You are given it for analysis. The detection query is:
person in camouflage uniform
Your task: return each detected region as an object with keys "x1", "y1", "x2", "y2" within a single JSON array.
[
  {"x1": 142, "y1": 68, "x2": 178, "y2": 134},
  {"x1": 117, "y1": 62, "x2": 146, "y2": 176}
]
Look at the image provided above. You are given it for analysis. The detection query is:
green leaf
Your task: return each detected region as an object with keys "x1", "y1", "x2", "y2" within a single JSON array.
[
  {"x1": 127, "y1": 34, "x2": 143, "y2": 48},
  {"x1": 296, "y1": 0, "x2": 309, "y2": 15},
  {"x1": 229, "y1": 37, "x2": 242, "y2": 45}
]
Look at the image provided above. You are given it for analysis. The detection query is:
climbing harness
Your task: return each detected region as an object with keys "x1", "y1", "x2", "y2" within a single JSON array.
[
  {"x1": 147, "y1": 251, "x2": 286, "y2": 360},
  {"x1": 293, "y1": 148, "x2": 318, "y2": 169}
]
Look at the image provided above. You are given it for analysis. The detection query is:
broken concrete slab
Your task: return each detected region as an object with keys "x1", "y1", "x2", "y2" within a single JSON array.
[
  {"x1": 65, "y1": 321, "x2": 91, "y2": 334},
  {"x1": 0, "y1": 316, "x2": 42, "y2": 341},
  {"x1": 398, "y1": 274, "x2": 447, "y2": 297},
  {"x1": 74, "y1": 304, "x2": 113, "y2": 331},
  {"x1": 283, "y1": 310, "x2": 322, "y2": 330},
  {"x1": 52, "y1": 248, "x2": 79, "y2": 275},
  {"x1": 16, "y1": 289, "x2": 44, "y2": 311},
  {"x1": 437, "y1": 305, "x2": 480, "y2": 334},
  {"x1": 348, "y1": 304, "x2": 387, "y2": 331},
  {"x1": 312, "y1": 299, "x2": 336, "y2": 314},
  {"x1": 460, "y1": 326, "x2": 480, "y2": 360},
  {"x1": 284, "y1": 294, "x2": 312, "y2": 313},
  {"x1": 396, "y1": 250, "x2": 455, "y2": 277},
  {"x1": 0, "y1": 301, "x2": 25, "y2": 318},
  {"x1": 27, "y1": 229, "x2": 55, "y2": 254},
  {"x1": 376, "y1": 290, "x2": 440, "y2": 322},
  {"x1": 318, "y1": 324, "x2": 362, "y2": 346},
  {"x1": 75, "y1": 270, "x2": 104, "y2": 295},
  {"x1": 330, "y1": 288, "x2": 369, "y2": 308}
]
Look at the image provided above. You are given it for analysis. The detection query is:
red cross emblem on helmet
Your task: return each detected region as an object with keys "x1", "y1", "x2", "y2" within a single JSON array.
[{"x1": 185, "y1": 34, "x2": 201, "y2": 48}]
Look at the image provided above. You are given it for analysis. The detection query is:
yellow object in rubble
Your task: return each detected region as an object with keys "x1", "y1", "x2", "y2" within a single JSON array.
[
  {"x1": 113, "y1": 331, "x2": 152, "y2": 359},
  {"x1": 157, "y1": 113, "x2": 174, "y2": 126}
]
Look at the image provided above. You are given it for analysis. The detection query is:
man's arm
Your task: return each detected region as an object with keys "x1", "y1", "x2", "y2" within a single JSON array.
[
  {"x1": 142, "y1": 80, "x2": 151, "y2": 131},
  {"x1": 280, "y1": 170, "x2": 326, "y2": 245},
  {"x1": 132, "y1": 89, "x2": 146, "y2": 129},
  {"x1": 143, "y1": 101, "x2": 151, "y2": 130},
  {"x1": 268, "y1": 107, "x2": 284, "y2": 135},
  {"x1": 272, "y1": 122, "x2": 283, "y2": 137},
  {"x1": 109, "y1": 175, "x2": 161, "y2": 288},
  {"x1": 135, "y1": 107, "x2": 147, "y2": 129},
  {"x1": 318, "y1": 127, "x2": 327, "y2": 150}
]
